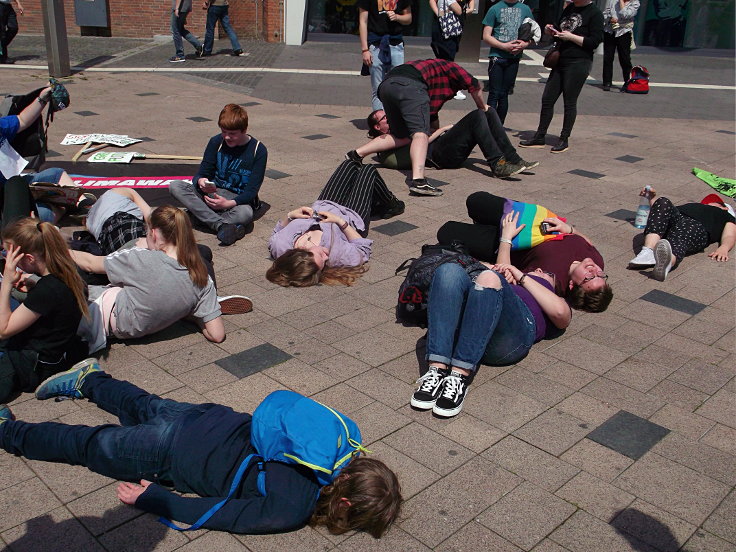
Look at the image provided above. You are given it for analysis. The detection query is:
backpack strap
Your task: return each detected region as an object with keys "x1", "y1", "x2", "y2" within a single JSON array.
[{"x1": 159, "y1": 453, "x2": 259, "y2": 531}]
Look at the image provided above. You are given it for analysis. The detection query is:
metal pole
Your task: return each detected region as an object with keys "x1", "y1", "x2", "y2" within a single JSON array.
[{"x1": 41, "y1": 0, "x2": 71, "y2": 77}]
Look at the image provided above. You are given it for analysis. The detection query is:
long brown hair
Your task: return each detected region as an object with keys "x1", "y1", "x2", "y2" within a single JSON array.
[
  {"x1": 2, "y1": 219, "x2": 89, "y2": 317},
  {"x1": 265, "y1": 249, "x2": 368, "y2": 287},
  {"x1": 149, "y1": 206, "x2": 209, "y2": 288},
  {"x1": 310, "y1": 457, "x2": 402, "y2": 538}
]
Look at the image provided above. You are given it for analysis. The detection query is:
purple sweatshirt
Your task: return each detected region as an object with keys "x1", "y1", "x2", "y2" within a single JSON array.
[{"x1": 268, "y1": 200, "x2": 373, "y2": 267}]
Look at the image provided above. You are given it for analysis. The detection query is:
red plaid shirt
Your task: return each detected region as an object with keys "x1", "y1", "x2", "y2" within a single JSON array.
[{"x1": 407, "y1": 59, "x2": 480, "y2": 118}]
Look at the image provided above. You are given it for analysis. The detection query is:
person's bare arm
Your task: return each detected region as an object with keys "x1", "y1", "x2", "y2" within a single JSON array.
[
  {"x1": 201, "y1": 316, "x2": 225, "y2": 343},
  {"x1": 428, "y1": 125, "x2": 453, "y2": 144},
  {"x1": 359, "y1": 9, "x2": 371, "y2": 66},
  {"x1": 429, "y1": 0, "x2": 439, "y2": 16},
  {"x1": 111, "y1": 188, "x2": 152, "y2": 221},
  {"x1": 70, "y1": 250, "x2": 107, "y2": 274},
  {"x1": 16, "y1": 87, "x2": 52, "y2": 132},
  {"x1": 709, "y1": 222, "x2": 736, "y2": 262},
  {"x1": 542, "y1": 217, "x2": 594, "y2": 246}
]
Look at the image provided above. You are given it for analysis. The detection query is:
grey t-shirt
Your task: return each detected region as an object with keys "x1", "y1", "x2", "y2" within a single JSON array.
[
  {"x1": 87, "y1": 191, "x2": 143, "y2": 240},
  {"x1": 104, "y1": 247, "x2": 220, "y2": 339},
  {"x1": 172, "y1": 0, "x2": 193, "y2": 11}
]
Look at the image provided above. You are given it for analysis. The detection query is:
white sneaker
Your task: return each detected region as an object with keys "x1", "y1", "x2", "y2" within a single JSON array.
[
  {"x1": 628, "y1": 247, "x2": 655, "y2": 268},
  {"x1": 652, "y1": 240, "x2": 673, "y2": 281},
  {"x1": 453, "y1": 91, "x2": 466, "y2": 100}
]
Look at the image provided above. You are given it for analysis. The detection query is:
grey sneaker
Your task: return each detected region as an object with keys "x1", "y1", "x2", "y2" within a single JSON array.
[
  {"x1": 217, "y1": 223, "x2": 246, "y2": 246},
  {"x1": 520, "y1": 159, "x2": 540, "y2": 171},
  {"x1": 652, "y1": 240, "x2": 673, "y2": 281},
  {"x1": 408, "y1": 179, "x2": 443, "y2": 196},
  {"x1": 492, "y1": 158, "x2": 525, "y2": 178}
]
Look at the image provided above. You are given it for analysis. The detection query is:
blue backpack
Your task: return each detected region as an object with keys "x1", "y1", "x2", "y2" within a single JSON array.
[{"x1": 161, "y1": 390, "x2": 367, "y2": 531}]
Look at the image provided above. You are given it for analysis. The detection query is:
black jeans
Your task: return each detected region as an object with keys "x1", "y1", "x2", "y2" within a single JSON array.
[
  {"x1": 430, "y1": 109, "x2": 522, "y2": 169},
  {"x1": 318, "y1": 160, "x2": 395, "y2": 233},
  {"x1": 0, "y1": 176, "x2": 35, "y2": 229},
  {"x1": 487, "y1": 57, "x2": 521, "y2": 124},
  {"x1": 0, "y1": 3, "x2": 18, "y2": 60},
  {"x1": 437, "y1": 191, "x2": 506, "y2": 261},
  {"x1": 537, "y1": 57, "x2": 592, "y2": 139},
  {"x1": 603, "y1": 31, "x2": 632, "y2": 86}
]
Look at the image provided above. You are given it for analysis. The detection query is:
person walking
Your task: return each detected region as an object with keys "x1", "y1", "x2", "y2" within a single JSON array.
[
  {"x1": 602, "y1": 0, "x2": 640, "y2": 91},
  {"x1": 0, "y1": 0, "x2": 22, "y2": 64},
  {"x1": 202, "y1": 0, "x2": 245, "y2": 57},
  {"x1": 170, "y1": 0, "x2": 204, "y2": 63}
]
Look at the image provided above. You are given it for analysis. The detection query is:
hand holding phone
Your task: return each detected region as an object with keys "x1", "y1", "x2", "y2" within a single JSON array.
[{"x1": 201, "y1": 179, "x2": 217, "y2": 194}]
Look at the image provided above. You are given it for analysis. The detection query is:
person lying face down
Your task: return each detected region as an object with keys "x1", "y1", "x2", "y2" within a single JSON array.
[
  {"x1": 437, "y1": 191, "x2": 613, "y2": 313},
  {"x1": 0, "y1": 361, "x2": 403, "y2": 536}
]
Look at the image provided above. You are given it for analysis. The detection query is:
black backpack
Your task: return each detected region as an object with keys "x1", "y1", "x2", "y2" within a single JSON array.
[
  {"x1": 0, "y1": 87, "x2": 48, "y2": 171},
  {"x1": 395, "y1": 242, "x2": 486, "y2": 328}
]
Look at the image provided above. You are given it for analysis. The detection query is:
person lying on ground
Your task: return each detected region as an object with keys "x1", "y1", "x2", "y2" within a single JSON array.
[
  {"x1": 350, "y1": 58, "x2": 486, "y2": 196},
  {"x1": 628, "y1": 189, "x2": 735, "y2": 281},
  {"x1": 70, "y1": 205, "x2": 228, "y2": 346},
  {"x1": 437, "y1": 191, "x2": 613, "y2": 312},
  {"x1": 348, "y1": 107, "x2": 539, "y2": 179},
  {"x1": 169, "y1": 103, "x2": 267, "y2": 246},
  {"x1": 267, "y1": 160, "x2": 404, "y2": 287},
  {"x1": 0, "y1": 218, "x2": 89, "y2": 403},
  {"x1": 411, "y1": 213, "x2": 571, "y2": 418},
  {"x1": 0, "y1": 360, "x2": 402, "y2": 536}
]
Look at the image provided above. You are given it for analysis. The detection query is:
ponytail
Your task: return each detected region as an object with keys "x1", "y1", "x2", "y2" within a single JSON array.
[
  {"x1": 149, "y1": 206, "x2": 209, "y2": 288},
  {"x1": 2, "y1": 219, "x2": 89, "y2": 317}
]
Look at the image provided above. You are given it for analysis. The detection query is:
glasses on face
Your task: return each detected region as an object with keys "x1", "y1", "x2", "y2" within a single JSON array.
[
  {"x1": 377, "y1": 114, "x2": 387, "y2": 123},
  {"x1": 582, "y1": 271, "x2": 608, "y2": 282}
]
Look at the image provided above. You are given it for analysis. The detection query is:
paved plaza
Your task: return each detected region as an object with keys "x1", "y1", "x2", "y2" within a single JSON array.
[{"x1": 0, "y1": 33, "x2": 734, "y2": 552}]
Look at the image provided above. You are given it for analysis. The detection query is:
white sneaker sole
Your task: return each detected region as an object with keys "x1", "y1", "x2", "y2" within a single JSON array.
[
  {"x1": 432, "y1": 401, "x2": 464, "y2": 417},
  {"x1": 410, "y1": 396, "x2": 437, "y2": 410},
  {"x1": 652, "y1": 240, "x2": 673, "y2": 281}
]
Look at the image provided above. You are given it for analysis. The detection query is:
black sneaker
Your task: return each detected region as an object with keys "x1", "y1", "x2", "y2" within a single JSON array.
[
  {"x1": 492, "y1": 158, "x2": 525, "y2": 178},
  {"x1": 168, "y1": 55, "x2": 186, "y2": 63},
  {"x1": 231, "y1": 49, "x2": 248, "y2": 56},
  {"x1": 602, "y1": 83, "x2": 611, "y2": 91},
  {"x1": 519, "y1": 134, "x2": 546, "y2": 148},
  {"x1": 408, "y1": 179, "x2": 443, "y2": 196},
  {"x1": 196, "y1": 45, "x2": 205, "y2": 59},
  {"x1": 411, "y1": 366, "x2": 449, "y2": 410},
  {"x1": 433, "y1": 370, "x2": 470, "y2": 418},
  {"x1": 217, "y1": 223, "x2": 246, "y2": 246},
  {"x1": 381, "y1": 197, "x2": 405, "y2": 219},
  {"x1": 551, "y1": 139, "x2": 569, "y2": 154},
  {"x1": 345, "y1": 150, "x2": 363, "y2": 164}
]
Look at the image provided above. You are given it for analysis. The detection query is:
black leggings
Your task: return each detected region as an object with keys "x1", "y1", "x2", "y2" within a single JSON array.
[
  {"x1": 537, "y1": 58, "x2": 592, "y2": 139},
  {"x1": 645, "y1": 197, "x2": 709, "y2": 262},
  {"x1": 437, "y1": 191, "x2": 506, "y2": 261},
  {"x1": 318, "y1": 160, "x2": 395, "y2": 231},
  {"x1": 430, "y1": 109, "x2": 522, "y2": 169},
  {"x1": 0, "y1": 176, "x2": 35, "y2": 229}
]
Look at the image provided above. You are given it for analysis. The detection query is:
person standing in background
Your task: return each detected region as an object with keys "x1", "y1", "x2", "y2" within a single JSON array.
[
  {"x1": 202, "y1": 0, "x2": 246, "y2": 57},
  {"x1": 602, "y1": 0, "x2": 640, "y2": 91},
  {"x1": 358, "y1": 0, "x2": 412, "y2": 111},
  {"x1": 430, "y1": 0, "x2": 474, "y2": 100},
  {"x1": 0, "y1": 0, "x2": 22, "y2": 64}
]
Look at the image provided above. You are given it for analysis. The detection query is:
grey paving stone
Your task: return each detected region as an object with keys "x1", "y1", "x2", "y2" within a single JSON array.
[
  {"x1": 587, "y1": 410, "x2": 670, "y2": 460},
  {"x1": 187, "y1": 116, "x2": 212, "y2": 122},
  {"x1": 608, "y1": 132, "x2": 638, "y2": 138},
  {"x1": 315, "y1": 113, "x2": 340, "y2": 119},
  {"x1": 513, "y1": 408, "x2": 591, "y2": 456},
  {"x1": 1, "y1": 505, "x2": 106, "y2": 552},
  {"x1": 610, "y1": 501, "x2": 697, "y2": 552},
  {"x1": 567, "y1": 169, "x2": 606, "y2": 179},
  {"x1": 265, "y1": 168, "x2": 291, "y2": 179},
  {"x1": 605, "y1": 208, "x2": 637, "y2": 221},
  {"x1": 302, "y1": 134, "x2": 330, "y2": 140},
  {"x1": 215, "y1": 343, "x2": 293, "y2": 378},
  {"x1": 616, "y1": 155, "x2": 644, "y2": 163},
  {"x1": 382, "y1": 422, "x2": 474, "y2": 476},
  {"x1": 702, "y1": 490, "x2": 736, "y2": 544},
  {"x1": 715, "y1": 129, "x2": 736, "y2": 135},
  {"x1": 560, "y1": 438, "x2": 634, "y2": 483},
  {"x1": 136, "y1": 92, "x2": 160, "y2": 96},
  {"x1": 137, "y1": 136, "x2": 156, "y2": 142},
  {"x1": 640, "y1": 289, "x2": 707, "y2": 315},
  {"x1": 556, "y1": 471, "x2": 635, "y2": 522},
  {"x1": 436, "y1": 520, "x2": 522, "y2": 552},
  {"x1": 651, "y1": 432, "x2": 736, "y2": 486},
  {"x1": 683, "y1": 530, "x2": 736, "y2": 552},
  {"x1": 74, "y1": 110, "x2": 98, "y2": 116},
  {"x1": 372, "y1": 220, "x2": 419, "y2": 236},
  {"x1": 46, "y1": 149, "x2": 62, "y2": 157},
  {"x1": 240, "y1": 101, "x2": 261, "y2": 107},
  {"x1": 549, "y1": 510, "x2": 659, "y2": 552}
]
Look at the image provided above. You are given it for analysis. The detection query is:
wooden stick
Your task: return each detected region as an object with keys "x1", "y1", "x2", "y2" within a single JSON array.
[
  {"x1": 134, "y1": 153, "x2": 202, "y2": 160},
  {"x1": 81, "y1": 143, "x2": 109, "y2": 155},
  {"x1": 72, "y1": 141, "x2": 93, "y2": 162}
]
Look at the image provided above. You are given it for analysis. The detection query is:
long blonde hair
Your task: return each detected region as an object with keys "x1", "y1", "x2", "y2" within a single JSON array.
[
  {"x1": 266, "y1": 249, "x2": 368, "y2": 287},
  {"x1": 148, "y1": 206, "x2": 209, "y2": 288},
  {"x1": 2, "y1": 219, "x2": 89, "y2": 317}
]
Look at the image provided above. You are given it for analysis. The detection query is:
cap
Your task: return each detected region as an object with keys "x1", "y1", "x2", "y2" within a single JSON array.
[{"x1": 701, "y1": 193, "x2": 725, "y2": 206}]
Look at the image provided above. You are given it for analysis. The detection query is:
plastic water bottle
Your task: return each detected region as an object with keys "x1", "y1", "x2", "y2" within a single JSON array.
[{"x1": 634, "y1": 185, "x2": 651, "y2": 229}]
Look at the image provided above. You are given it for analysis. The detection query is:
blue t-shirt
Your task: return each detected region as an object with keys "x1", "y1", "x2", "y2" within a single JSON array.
[
  {"x1": 482, "y1": 1, "x2": 533, "y2": 59},
  {"x1": 0, "y1": 115, "x2": 21, "y2": 185}
]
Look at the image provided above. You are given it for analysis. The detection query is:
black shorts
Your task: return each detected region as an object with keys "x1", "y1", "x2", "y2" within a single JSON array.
[{"x1": 377, "y1": 75, "x2": 431, "y2": 140}]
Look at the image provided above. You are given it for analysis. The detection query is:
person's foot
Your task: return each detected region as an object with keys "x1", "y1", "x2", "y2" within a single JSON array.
[
  {"x1": 520, "y1": 159, "x2": 540, "y2": 171},
  {"x1": 519, "y1": 134, "x2": 546, "y2": 148},
  {"x1": 76, "y1": 192, "x2": 98, "y2": 210},
  {"x1": 411, "y1": 366, "x2": 449, "y2": 410},
  {"x1": 218, "y1": 295, "x2": 253, "y2": 314},
  {"x1": 345, "y1": 150, "x2": 363, "y2": 164},
  {"x1": 408, "y1": 179, "x2": 443, "y2": 196},
  {"x1": 628, "y1": 247, "x2": 656, "y2": 268},
  {"x1": 602, "y1": 83, "x2": 611, "y2": 91},
  {"x1": 381, "y1": 197, "x2": 405, "y2": 218},
  {"x1": 231, "y1": 49, "x2": 248, "y2": 56},
  {"x1": 492, "y1": 158, "x2": 525, "y2": 178},
  {"x1": 35, "y1": 358, "x2": 101, "y2": 401},
  {"x1": 0, "y1": 58, "x2": 15, "y2": 65},
  {"x1": 453, "y1": 90, "x2": 466, "y2": 100},
  {"x1": 551, "y1": 138, "x2": 569, "y2": 154},
  {"x1": 196, "y1": 45, "x2": 205, "y2": 59},
  {"x1": 169, "y1": 55, "x2": 186, "y2": 63},
  {"x1": 432, "y1": 369, "x2": 470, "y2": 418},
  {"x1": 217, "y1": 223, "x2": 246, "y2": 246},
  {"x1": 0, "y1": 404, "x2": 15, "y2": 424},
  {"x1": 652, "y1": 239, "x2": 674, "y2": 281}
]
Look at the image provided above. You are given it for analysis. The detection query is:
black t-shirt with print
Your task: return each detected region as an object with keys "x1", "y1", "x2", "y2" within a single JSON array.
[
  {"x1": 557, "y1": 2, "x2": 604, "y2": 61},
  {"x1": 358, "y1": 0, "x2": 411, "y2": 38}
]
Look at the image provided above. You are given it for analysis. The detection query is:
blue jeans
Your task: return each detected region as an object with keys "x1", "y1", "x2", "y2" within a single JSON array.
[
  {"x1": 487, "y1": 57, "x2": 521, "y2": 124},
  {"x1": 426, "y1": 263, "x2": 536, "y2": 371},
  {"x1": 369, "y1": 42, "x2": 404, "y2": 111},
  {"x1": 171, "y1": 9, "x2": 201, "y2": 57},
  {"x1": 0, "y1": 372, "x2": 203, "y2": 483},
  {"x1": 204, "y1": 4, "x2": 242, "y2": 54},
  {"x1": 22, "y1": 167, "x2": 65, "y2": 223}
]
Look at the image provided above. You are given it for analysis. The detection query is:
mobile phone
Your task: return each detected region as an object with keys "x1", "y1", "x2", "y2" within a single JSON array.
[
  {"x1": 540, "y1": 222, "x2": 552, "y2": 234},
  {"x1": 202, "y1": 179, "x2": 216, "y2": 192}
]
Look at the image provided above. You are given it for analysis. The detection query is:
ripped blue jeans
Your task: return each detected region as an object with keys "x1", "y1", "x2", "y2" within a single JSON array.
[{"x1": 426, "y1": 263, "x2": 536, "y2": 371}]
